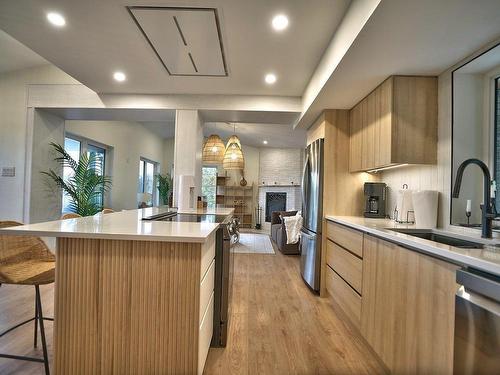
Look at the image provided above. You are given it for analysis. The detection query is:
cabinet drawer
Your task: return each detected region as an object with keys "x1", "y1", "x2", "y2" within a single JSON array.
[
  {"x1": 326, "y1": 221, "x2": 363, "y2": 258},
  {"x1": 199, "y1": 259, "x2": 215, "y2": 323},
  {"x1": 200, "y1": 231, "x2": 216, "y2": 281},
  {"x1": 326, "y1": 266, "x2": 361, "y2": 328},
  {"x1": 326, "y1": 239, "x2": 362, "y2": 294},
  {"x1": 198, "y1": 291, "x2": 214, "y2": 375}
]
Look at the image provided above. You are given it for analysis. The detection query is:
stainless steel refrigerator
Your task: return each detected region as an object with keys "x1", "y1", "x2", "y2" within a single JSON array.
[{"x1": 300, "y1": 138, "x2": 324, "y2": 292}]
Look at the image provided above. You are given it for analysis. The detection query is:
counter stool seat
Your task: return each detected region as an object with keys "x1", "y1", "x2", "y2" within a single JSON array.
[
  {"x1": 0, "y1": 220, "x2": 54, "y2": 375},
  {"x1": 1, "y1": 259, "x2": 55, "y2": 285}
]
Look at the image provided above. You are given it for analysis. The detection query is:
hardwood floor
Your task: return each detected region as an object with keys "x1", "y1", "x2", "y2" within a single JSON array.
[
  {"x1": 0, "y1": 284, "x2": 54, "y2": 374},
  {"x1": 0, "y1": 250, "x2": 385, "y2": 374},
  {"x1": 203, "y1": 250, "x2": 385, "y2": 375}
]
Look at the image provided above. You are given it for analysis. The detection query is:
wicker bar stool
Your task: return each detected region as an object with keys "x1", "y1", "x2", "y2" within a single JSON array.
[{"x1": 0, "y1": 221, "x2": 55, "y2": 375}]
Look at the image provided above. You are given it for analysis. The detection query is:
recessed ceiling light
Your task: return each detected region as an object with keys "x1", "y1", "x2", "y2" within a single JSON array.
[
  {"x1": 47, "y1": 12, "x2": 66, "y2": 27},
  {"x1": 265, "y1": 73, "x2": 277, "y2": 85},
  {"x1": 113, "y1": 71, "x2": 126, "y2": 82},
  {"x1": 272, "y1": 14, "x2": 288, "y2": 31},
  {"x1": 263, "y1": 140, "x2": 268, "y2": 145}
]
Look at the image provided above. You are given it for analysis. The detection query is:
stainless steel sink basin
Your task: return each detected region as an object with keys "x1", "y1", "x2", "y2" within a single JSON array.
[{"x1": 387, "y1": 228, "x2": 485, "y2": 249}]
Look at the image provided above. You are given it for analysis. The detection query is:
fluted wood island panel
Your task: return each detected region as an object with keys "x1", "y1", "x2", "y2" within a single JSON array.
[{"x1": 54, "y1": 235, "x2": 215, "y2": 375}]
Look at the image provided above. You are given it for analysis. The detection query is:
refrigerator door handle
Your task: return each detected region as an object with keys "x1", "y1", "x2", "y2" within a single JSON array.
[{"x1": 302, "y1": 153, "x2": 310, "y2": 219}]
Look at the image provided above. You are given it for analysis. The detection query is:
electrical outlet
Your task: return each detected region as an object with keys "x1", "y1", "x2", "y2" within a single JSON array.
[{"x1": 1, "y1": 167, "x2": 15, "y2": 177}]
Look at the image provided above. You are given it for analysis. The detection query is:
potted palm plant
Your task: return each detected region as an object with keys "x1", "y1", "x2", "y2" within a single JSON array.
[
  {"x1": 156, "y1": 173, "x2": 172, "y2": 206},
  {"x1": 42, "y1": 142, "x2": 112, "y2": 216}
]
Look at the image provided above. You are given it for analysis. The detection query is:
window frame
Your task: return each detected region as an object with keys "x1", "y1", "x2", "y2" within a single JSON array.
[
  {"x1": 63, "y1": 133, "x2": 110, "y2": 212},
  {"x1": 138, "y1": 157, "x2": 159, "y2": 206}
]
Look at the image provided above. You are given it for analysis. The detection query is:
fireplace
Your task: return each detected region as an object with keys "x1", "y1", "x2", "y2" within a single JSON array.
[{"x1": 265, "y1": 192, "x2": 287, "y2": 222}]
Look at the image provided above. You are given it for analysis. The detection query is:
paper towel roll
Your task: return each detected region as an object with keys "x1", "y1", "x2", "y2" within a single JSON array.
[
  {"x1": 412, "y1": 190, "x2": 439, "y2": 228},
  {"x1": 396, "y1": 189, "x2": 414, "y2": 222}
]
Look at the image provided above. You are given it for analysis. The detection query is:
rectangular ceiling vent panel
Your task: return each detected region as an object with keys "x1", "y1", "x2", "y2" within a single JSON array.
[{"x1": 128, "y1": 6, "x2": 228, "y2": 77}]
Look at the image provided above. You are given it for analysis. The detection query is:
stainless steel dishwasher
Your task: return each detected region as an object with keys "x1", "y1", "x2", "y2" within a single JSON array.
[{"x1": 454, "y1": 268, "x2": 500, "y2": 374}]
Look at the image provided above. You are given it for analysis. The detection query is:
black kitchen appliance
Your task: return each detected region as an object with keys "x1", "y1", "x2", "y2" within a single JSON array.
[
  {"x1": 142, "y1": 211, "x2": 234, "y2": 347},
  {"x1": 364, "y1": 182, "x2": 387, "y2": 218}
]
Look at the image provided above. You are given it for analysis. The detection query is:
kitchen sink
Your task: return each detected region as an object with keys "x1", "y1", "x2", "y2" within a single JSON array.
[{"x1": 387, "y1": 228, "x2": 485, "y2": 249}]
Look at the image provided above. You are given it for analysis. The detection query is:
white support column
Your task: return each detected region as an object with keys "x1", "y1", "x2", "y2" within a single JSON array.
[{"x1": 172, "y1": 110, "x2": 203, "y2": 207}]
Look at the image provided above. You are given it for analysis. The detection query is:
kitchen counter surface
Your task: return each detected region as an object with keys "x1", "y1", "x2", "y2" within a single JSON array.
[
  {"x1": 325, "y1": 216, "x2": 500, "y2": 276},
  {"x1": 0, "y1": 207, "x2": 234, "y2": 243}
]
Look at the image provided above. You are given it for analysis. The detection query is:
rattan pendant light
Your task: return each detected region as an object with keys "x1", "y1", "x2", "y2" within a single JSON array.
[
  {"x1": 202, "y1": 124, "x2": 225, "y2": 164},
  {"x1": 225, "y1": 134, "x2": 241, "y2": 150},
  {"x1": 223, "y1": 141, "x2": 245, "y2": 170},
  {"x1": 223, "y1": 123, "x2": 244, "y2": 170}
]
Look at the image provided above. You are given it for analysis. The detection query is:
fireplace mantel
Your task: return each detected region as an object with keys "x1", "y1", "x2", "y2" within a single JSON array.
[{"x1": 258, "y1": 184, "x2": 301, "y2": 188}]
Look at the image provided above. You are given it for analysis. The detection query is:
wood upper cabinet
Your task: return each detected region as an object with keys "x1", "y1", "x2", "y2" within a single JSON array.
[
  {"x1": 349, "y1": 76, "x2": 437, "y2": 172},
  {"x1": 349, "y1": 103, "x2": 363, "y2": 172},
  {"x1": 361, "y1": 235, "x2": 458, "y2": 375}
]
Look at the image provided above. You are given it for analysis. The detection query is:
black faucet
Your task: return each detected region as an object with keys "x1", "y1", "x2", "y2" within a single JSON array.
[{"x1": 452, "y1": 158, "x2": 495, "y2": 238}]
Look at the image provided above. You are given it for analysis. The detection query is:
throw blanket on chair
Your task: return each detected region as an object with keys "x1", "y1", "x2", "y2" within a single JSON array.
[{"x1": 283, "y1": 213, "x2": 303, "y2": 244}]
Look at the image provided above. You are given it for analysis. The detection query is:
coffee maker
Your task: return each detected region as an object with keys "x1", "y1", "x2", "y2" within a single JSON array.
[{"x1": 364, "y1": 182, "x2": 387, "y2": 218}]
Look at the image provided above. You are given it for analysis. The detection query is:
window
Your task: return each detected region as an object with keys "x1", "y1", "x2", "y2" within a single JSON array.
[
  {"x1": 494, "y1": 77, "x2": 500, "y2": 211},
  {"x1": 62, "y1": 135, "x2": 108, "y2": 213},
  {"x1": 138, "y1": 158, "x2": 158, "y2": 207},
  {"x1": 202, "y1": 167, "x2": 217, "y2": 209},
  {"x1": 87, "y1": 143, "x2": 106, "y2": 207}
]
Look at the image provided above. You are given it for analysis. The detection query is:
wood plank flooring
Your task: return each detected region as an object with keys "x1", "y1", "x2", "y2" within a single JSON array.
[
  {"x1": 204, "y1": 250, "x2": 385, "y2": 375},
  {"x1": 0, "y1": 284, "x2": 54, "y2": 374},
  {"x1": 0, "y1": 247, "x2": 385, "y2": 374}
]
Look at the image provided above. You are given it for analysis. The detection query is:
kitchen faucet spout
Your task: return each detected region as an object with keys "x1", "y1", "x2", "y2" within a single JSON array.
[{"x1": 452, "y1": 158, "x2": 494, "y2": 238}]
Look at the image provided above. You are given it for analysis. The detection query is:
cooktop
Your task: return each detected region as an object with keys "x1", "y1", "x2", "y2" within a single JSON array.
[{"x1": 142, "y1": 212, "x2": 228, "y2": 223}]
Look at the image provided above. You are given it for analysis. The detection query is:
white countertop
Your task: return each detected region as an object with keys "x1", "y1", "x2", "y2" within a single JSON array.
[
  {"x1": 0, "y1": 207, "x2": 235, "y2": 243},
  {"x1": 325, "y1": 216, "x2": 500, "y2": 277}
]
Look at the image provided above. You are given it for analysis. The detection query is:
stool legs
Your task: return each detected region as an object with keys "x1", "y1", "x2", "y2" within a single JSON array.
[
  {"x1": 35, "y1": 285, "x2": 50, "y2": 375},
  {"x1": 34, "y1": 289, "x2": 38, "y2": 348}
]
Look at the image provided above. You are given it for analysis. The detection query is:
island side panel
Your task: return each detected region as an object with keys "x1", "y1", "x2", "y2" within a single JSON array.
[{"x1": 54, "y1": 238, "x2": 202, "y2": 375}]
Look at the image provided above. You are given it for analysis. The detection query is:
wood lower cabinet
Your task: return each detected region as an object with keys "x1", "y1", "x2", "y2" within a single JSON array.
[
  {"x1": 326, "y1": 265, "x2": 362, "y2": 328},
  {"x1": 325, "y1": 222, "x2": 364, "y2": 329},
  {"x1": 326, "y1": 239, "x2": 362, "y2": 294},
  {"x1": 361, "y1": 234, "x2": 459, "y2": 375},
  {"x1": 349, "y1": 75, "x2": 437, "y2": 172},
  {"x1": 326, "y1": 221, "x2": 363, "y2": 257}
]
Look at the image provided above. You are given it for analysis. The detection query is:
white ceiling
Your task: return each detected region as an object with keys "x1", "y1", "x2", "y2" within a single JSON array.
[
  {"x1": 2, "y1": 0, "x2": 500, "y2": 146},
  {"x1": 296, "y1": 0, "x2": 500, "y2": 128},
  {"x1": 204, "y1": 122, "x2": 306, "y2": 149},
  {"x1": 0, "y1": 30, "x2": 47, "y2": 73},
  {"x1": 0, "y1": 0, "x2": 350, "y2": 96}
]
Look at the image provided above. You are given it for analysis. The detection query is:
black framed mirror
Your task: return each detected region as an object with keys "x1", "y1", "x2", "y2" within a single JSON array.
[{"x1": 451, "y1": 43, "x2": 500, "y2": 228}]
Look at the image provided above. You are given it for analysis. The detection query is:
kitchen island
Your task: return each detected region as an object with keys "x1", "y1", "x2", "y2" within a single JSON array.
[{"x1": 0, "y1": 207, "x2": 233, "y2": 375}]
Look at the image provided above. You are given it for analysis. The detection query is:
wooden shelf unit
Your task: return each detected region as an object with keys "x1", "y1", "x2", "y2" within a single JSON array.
[{"x1": 216, "y1": 175, "x2": 255, "y2": 228}]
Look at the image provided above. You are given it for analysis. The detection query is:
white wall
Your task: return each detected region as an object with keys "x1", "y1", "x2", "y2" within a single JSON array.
[
  {"x1": 29, "y1": 109, "x2": 65, "y2": 223},
  {"x1": 162, "y1": 137, "x2": 175, "y2": 177},
  {"x1": 173, "y1": 110, "x2": 203, "y2": 207},
  {"x1": 259, "y1": 148, "x2": 303, "y2": 186},
  {"x1": 0, "y1": 65, "x2": 79, "y2": 222},
  {"x1": 65, "y1": 120, "x2": 165, "y2": 211}
]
